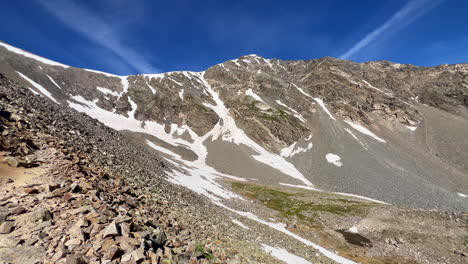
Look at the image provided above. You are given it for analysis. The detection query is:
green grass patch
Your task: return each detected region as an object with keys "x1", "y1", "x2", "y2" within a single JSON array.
[{"x1": 232, "y1": 182, "x2": 373, "y2": 220}]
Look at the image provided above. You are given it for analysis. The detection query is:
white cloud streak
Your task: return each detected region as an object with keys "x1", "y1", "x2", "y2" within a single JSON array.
[
  {"x1": 36, "y1": 0, "x2": 158, "y2": 74},
  {"x1": 339, "y1": 0, "x2": 443, "y2": 60}
]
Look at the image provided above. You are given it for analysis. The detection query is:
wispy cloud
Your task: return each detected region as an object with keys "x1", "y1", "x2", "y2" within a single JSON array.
[
  {"x1": 36, "y1": 0, "x2": 158, "y2": 74},
  {"x1": 339, "y1": 0, "x2": 443, "y2": 60}
]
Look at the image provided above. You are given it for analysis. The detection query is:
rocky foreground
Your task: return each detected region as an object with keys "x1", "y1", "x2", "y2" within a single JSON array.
[{"x1": 0, "y1": 74, "x2": 278, "y2": 263}]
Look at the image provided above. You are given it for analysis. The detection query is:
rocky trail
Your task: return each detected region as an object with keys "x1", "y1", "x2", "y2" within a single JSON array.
[{"x1": 0, "y1": 74, "x2": 281, "y2": 263}]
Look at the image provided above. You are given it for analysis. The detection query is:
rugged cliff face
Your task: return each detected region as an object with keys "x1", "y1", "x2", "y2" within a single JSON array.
[{"x1": 1, "y1": 41, "x2": 467, "y2": 212}]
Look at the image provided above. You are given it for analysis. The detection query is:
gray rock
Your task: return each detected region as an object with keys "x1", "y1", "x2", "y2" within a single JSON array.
[
  {"x1": 102, "y1": 221, "x2": 120, "y2": 238},
  {"x1": 0, "y1": 246, "x2": 46, "y2": 264},
  {"x1": 0, "y1": 221, "x2": 14, "y2": 234},
  {"x1": 33, "y1": 208, "x2": 53, "y2": 221}
]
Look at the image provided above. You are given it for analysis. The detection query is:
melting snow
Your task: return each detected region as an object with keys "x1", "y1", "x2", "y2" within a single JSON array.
[
  {"x1": 458, "y1": 193, "x2": 468, "y2": 198},
  {"x1": 199, "y1": 73, "x2": 313, "y2": 186},
  {"x1": 127, "y1": 97, "x2": 137, "y2": 119},
  {"x1": 344, "y1": 128, "x2": 368, "y2": 150},
  {"x1": 345, "y1": 120, "x2": 386, "y2": 143},
  {"x1": 362, "y1": 80, "x2": 391, "y2": 95},
  {"x1": 280, "y1": 142, "x2": 313, "y2": 158},
  {"x1": 406, "y1": 126, "x2": 417, "y2": 131},
  {"x1": 83, "y1": 68, "x2": 120, "y2": 78},
  {"x1": 179, "y1": 89, "x2": 184, "y2": 100},
  {"x1": 292, "y1": 83, "x2": 313, "y2": 99},
  {"x1": 97, "y1": 87, "x2": 119, "y2": 97},
  {"x1": 276, "y1": 61, "x2": 288, "y2": 71},
  {"x1": 28, "y1": 88, "x2": 40, "y2": 95},
  {"x1": 47, "y1": 75, "x2": 61, "y2": 89},
  {"x1": 16, "y1": 71, "x2": 58, "y2": 103},
  {"x1": 313, "y1": 98, "x2": 336, "y2": 121},
  {"x1": 278, "y1": 183, "x2": 390, "y2": 204},
  {"x1": 120, "y1": 76, "x2": 129, "y2": 96},
  {"x1": 276, "y1": 100, "x2": 306, "y2": 123},
  {"x1": 0, "y1": 42, "x2": 69, "y2": 68},
  {"x1": 216, "y1": 202, "x2": 358, "y2": 264},
  {"x1": 326, "y1": 153, "x2": 342, "y2": 167},
  {"x1": 232, "y1": 219, "x2": 250, "y2": 230},
  {"x1": 347, "y1": 226, "x2": 359, "y2": 233},
  {"x1": 170, "y1": 78, "x2": 183, "y2": 86},
  {"x1": 145, "y1": 80, "x2": 156, "y2": 94},
  {"x1": 245, "y1": 88, "x2": 266, "y2": 104},
  {"x1": 261, "y1": 244, "x2": 313, "y2": 264}
]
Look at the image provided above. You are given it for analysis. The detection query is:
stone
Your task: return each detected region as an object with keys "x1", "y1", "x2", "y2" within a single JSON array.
[
  {"x1": 116, "y1": 236, "x2": 140, "y2": 251},
  {"x1": 103, "y1": 245, "x2": 122, "y2": 260},
  {"x1": 120, "y1": 222, "x2": 131, "y2": 237},
  {"x1": 23, "y1": 187, "x2": 39, "y2": 194},
  {"x1": 69, "y1": 223, "x2": 88, "y2": 241},
  {"x1": 65, "y1": 254, "x2": 87, "y2": 264},
  {"x1": 153, "y1": 228, "x2": 167, "y2": 248},
  {"x1": 3, "y1": 156, "x2": 18, "y2": 167},
  {"x1": 131, "y1": 247, "x2": 145, "y2": 262},
  {"x1": 64, "y1": 238, "x2": 82, "y2": 247},
  {"x1": 62, "y1": 192, "x2": 75, "y2": 201},
  {"x1": 102, "y1": 221, "x2": 120, "y2": 238},
  {"x1": 101, "y1": 239, "x2": 116, "y2": 252},
  {"x1": 70, "y1": 182, "x2": 81, "y2": 193},
  {"x1": 10, "y1": 206, "x2": 27, "y2": 215},
  {"x1": 33, "y1": 208, "x2": 53, "y2": 221},
  {"x1": 45, "y1": 183, "x2": 60, "y2": 192},
  {"x1": 0, "y1": 212, "x2": 6, "y2": 223},
  {"x1": 0, "y1": 236, "x2": 21, "y2": 247},
  {"x1": 0, "y1": 221, "x2": 14, "y2": 234}
]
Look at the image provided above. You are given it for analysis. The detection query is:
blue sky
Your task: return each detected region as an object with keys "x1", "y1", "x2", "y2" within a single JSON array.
[{"x1": 1, "y1": 0, "x2": 467, "y2": 75}]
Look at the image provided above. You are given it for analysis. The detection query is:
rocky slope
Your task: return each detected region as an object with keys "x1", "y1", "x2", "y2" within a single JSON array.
[
  {"x1": 0, "y1": 41, "x2": 468, "y2": 263},
  {"x1": 1, "y1": 41, "x2": 467, "y2": 212}
]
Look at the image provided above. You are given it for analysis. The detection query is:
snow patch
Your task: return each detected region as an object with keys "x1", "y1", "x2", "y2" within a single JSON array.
[
  {"x1": 347, "y1": 226, "x2": 359, "y2": 233},
  {"x1": 179, "y1": 89, "x2": 184, "y2": 100},
  {"x1": 199, "y1": 73, "x2": 313, "y2": 186},
  {"x1": 83, "y1": 68, "x2": 120, "y2": 78},
  {"x1": 313, "y1": 98, "x2": 336, "y2": 120},
  {"x1": 406, "y1": 126, "x2": 417, "y2": 131},
  {"x1": 120, "y1": 76, "x2": 129, "y2": 95},
  {"x1": 28, "y1": 88, "x2": 40, "y2": 96},
  {"x1": 145, "y1": 80, "x2": 156, "y2": 94},
  {"x1": 245, "y1": 88, "x2": 266, "y2": 104},
  {"x1": 47, "y1": 75, "x2": 61, "y2": 89},
  {"x1": 261, "y1": 244, "x2": 312, "y2": 264},
  {"x1": 458, "y1": 193, "x2": 468, "y2": 198},
  {"x1": 0, "y1": 42, "x2": 69, "y2": 68},
  {"x1": 216, "y1": 203, "x2": 358, "y2": 264},
  {"x1": 344, "y1": 128, "x2": 368, "y2": 150},
  {"x1": 97, "y1": 87, "x2": 119, "y2": 97},
  {"x1": 362, "y1": 80, "x2": 391, "y2": 96},
  {"x1": 292, "y1": 83, "x2": 313, "y2": 99},
  {"x1": 232, "y1": 219, "x2": 250, "y2": 230},
  {"x1": 276, "y1": 100, "x2": 306, "y2": 123},
  {"x1": 345, "y1": 120, "x2": 386, "y2": 143},
  {"x1": 326, "y1": 153, "x2": 342, "y2": 167},
  {"x1": 16, "y1": 71, "x2": 58, "y2": 103},
  {"x1": 280, "y1": 142, "x2": 313, "y2": 158},
  {"x1": 279, "y1": 183, "x2": 390, "y2": 204},
  {"x1": 127, "y1": 97, "x2": 137, "y2": 119}
]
